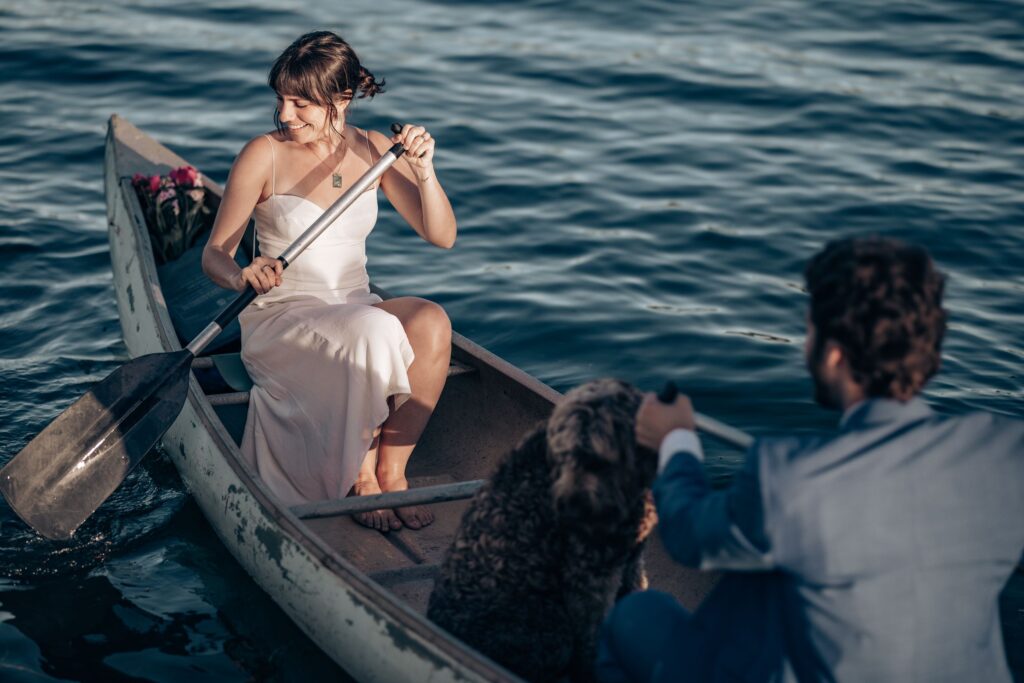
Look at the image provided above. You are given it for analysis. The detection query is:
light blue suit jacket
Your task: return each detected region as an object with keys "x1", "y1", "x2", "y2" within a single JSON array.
[{"x1": 653, "y1": 397, "x2": 1024, "y2": 682}]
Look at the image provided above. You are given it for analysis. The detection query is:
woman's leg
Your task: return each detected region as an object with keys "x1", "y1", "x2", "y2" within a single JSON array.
[
  {"x1": 368, "y1": 296, "x2": 452, "y2": 529},
  {"x1": 351, "y1": 429, "x2": 402, "y2": 531}
]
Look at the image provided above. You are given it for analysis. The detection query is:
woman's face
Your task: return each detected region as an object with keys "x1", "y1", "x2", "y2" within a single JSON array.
[{"x1": 276, "y1": 93, "x2": 347, "y2": 142}]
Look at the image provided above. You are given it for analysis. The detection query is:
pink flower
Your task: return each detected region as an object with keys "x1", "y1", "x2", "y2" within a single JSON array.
[
  {"x1": 157, "y1": 188, "x2": 175, "y2": 205},
  {"x1": 148, "y1": 175, "x2": 162, "y2": 193},
  {"x1": 170, "y1": 165, "x2": 199, "y2": 187},
  {"x1": 132, "y1": 173, "x2": 146, "y2": 186},
  {"x1": 188, "y1": 188, "x2": 204, "y2": 204}
]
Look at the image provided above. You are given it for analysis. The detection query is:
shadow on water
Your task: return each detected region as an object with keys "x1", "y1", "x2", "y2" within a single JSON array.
[{"x1": 0, "y1": 478, "x2": 348, "y2": 682}]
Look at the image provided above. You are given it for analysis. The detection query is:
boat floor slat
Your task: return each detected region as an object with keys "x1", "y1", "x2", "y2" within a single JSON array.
[{"x1": 304, "y1": 474, "x2": 468, "y2": 615}]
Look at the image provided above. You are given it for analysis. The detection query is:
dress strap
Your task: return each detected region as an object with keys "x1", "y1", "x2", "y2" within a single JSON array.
[{"x1": 362, "y1": 128, "x2": 379, "y2": 189}]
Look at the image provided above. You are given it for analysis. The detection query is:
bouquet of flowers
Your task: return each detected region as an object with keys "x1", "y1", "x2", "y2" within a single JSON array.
[{"x1": 131, "y1": 165, "x2": 212, "y2": 263}]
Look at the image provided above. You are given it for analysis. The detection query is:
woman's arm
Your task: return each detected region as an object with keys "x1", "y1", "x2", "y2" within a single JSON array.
[
  {"x1": 374, "y1": 125, "x2": 457, "y2": 249},
  {"x1": 201, "y1": 136, "x2": 283, "y2": 294}
]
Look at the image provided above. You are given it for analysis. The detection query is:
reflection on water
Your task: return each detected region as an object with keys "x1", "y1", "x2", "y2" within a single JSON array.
[{"x1": 1, "y1": 501, "x2": 347, "y2": 682}]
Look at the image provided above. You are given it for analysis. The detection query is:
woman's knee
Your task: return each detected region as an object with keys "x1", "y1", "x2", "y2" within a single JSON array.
[{"x1": 407, "y1": 299, "x2": 451, "y2": 356}]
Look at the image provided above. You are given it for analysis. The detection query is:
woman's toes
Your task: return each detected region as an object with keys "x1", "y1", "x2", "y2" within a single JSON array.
[
  {"x1": 354, "y1": 509, "x2": 398, "y2": 532},
  {"x1": 354, "y1": 510, "x2": 374, "y2": 529},
  {"x1": 386, "y1": 510, "x2": 403, "y2": 530},
  {"x1": 395, "y1": 505, "x2": 434, "y2": 530}
]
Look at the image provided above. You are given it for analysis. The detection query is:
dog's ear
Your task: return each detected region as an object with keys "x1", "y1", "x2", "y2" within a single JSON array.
[
  {"x1": 547, "y1": 379, "x2": 643, "y2": 526},
  {"x1": 548, "y1": 400, "x2": 630, "y2": 469}
]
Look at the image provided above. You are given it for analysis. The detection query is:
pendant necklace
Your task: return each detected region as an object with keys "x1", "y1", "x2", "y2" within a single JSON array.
[{"x1": 311, "y1": 141, "x2": 344, "y2": 188}]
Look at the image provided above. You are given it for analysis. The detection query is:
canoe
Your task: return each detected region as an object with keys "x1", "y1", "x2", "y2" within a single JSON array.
[{"x1": 104, "y1": 114, "x2": 719, "y2": 681}]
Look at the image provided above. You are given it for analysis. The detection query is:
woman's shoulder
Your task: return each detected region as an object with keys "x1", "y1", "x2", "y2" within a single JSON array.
[
  {"x1": 233, "y1": 132, "x2": 280, "y2": 167},
  {"x1": 226, "y1": 133, "x2": 280, "y2": 190},
  {"x1": 241, "y1": 131, "x2": 283, "y2": 153}
]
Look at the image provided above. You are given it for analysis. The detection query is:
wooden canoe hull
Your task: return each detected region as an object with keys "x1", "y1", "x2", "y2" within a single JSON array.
[{"x1": 104, "y1": 114, "x2": 556, "y2": 682}]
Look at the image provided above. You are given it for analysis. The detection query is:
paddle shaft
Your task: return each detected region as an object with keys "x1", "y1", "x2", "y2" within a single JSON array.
[
  {"x1": 658, "y1": 381, "x2": 754, "y2": 449},
  {"x1": 0, "y1": 126, "x2": 410, "y2": 540},
  {"x1": 187, "y1": 133, "x2": 407, "y2": 355}
]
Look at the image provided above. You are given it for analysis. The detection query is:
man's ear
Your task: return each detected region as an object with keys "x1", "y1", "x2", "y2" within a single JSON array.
[{"x1": 823, "y1": 339, "x2": 845, "y2": 371}]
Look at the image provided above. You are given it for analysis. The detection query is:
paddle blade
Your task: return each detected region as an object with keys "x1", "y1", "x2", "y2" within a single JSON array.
[{"x1": 0, "y1": 350, "x2": 193, "y2": 540}]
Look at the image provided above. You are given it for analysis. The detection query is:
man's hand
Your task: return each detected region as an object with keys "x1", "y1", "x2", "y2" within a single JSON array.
[{"x1": 636, "y1": 391, "x2": 696, "y2": 451}]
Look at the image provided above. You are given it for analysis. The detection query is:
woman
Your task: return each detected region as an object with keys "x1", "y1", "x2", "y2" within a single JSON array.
[{"x1": 202, "y1": 30, "x2": 456, "y2": 532}]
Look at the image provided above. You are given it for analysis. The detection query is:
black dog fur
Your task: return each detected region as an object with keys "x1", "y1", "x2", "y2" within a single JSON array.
[{"x1": 427, "y1": 379, "x2": 659, "y2": 682}]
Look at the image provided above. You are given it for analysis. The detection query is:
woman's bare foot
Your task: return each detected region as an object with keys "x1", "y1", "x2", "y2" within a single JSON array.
[
  {"x1": 378, "y1": 473, "x2": 434, "y2": 530},
  {"x1": 352, "y1": 436, "x2": 401, "y2": 532},
  {"x1": 350, "y1": 475, "x2": 402, "y2": 532}
]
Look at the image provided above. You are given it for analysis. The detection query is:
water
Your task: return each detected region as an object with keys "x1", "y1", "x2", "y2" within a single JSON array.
[{"x1": 1, "y1": 0, "x2": 1022, "y2": 679}]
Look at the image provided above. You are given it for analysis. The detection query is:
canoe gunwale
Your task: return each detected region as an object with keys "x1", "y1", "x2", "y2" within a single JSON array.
[{"x1": 105, "y1": 114, "x2": 530, "y2": 682}]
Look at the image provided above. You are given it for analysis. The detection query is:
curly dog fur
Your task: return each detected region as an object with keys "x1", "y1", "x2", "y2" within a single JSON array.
[{"x1": 427, "y1": 379, "x2": 658, "y2": 682}]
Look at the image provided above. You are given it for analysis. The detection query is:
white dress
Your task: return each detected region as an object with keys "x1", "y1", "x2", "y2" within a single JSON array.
[{"x1": 238, "y1": 133, "x2": 414, "y2": 506}]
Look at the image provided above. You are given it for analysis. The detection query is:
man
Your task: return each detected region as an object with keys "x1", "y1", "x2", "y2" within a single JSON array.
[{"x1": 598, "y1": 237, "x2": 1024, "y2": 682}]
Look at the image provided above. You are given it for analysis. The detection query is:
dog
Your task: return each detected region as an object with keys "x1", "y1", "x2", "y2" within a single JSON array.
[{"x1": 427, "y1": 378, "x2": 659, "y2": 682}]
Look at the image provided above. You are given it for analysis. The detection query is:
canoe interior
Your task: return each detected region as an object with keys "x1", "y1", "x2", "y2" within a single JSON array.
[
  {"x1": 179, "y1": 249, "x2": 717, "y2": 618},
  {"x1": 111, "y1": 115, "x2": 718, "y2": 649}
]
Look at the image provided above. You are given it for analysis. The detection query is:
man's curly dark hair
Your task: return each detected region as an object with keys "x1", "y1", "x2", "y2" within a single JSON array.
[{"x1": 805, "y1": 236, "x2": 947, "y2": 400}]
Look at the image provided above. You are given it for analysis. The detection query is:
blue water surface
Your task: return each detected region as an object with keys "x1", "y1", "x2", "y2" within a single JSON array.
[{"x1": 1, "y1": 0, "x2": 1022, "y2": 680}]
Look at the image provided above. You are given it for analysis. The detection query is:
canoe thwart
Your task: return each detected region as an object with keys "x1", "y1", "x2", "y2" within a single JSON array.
[
  {"x1": 206, "y1": 391, "x2": 251, "y2": 406},
  {"x1": 200, "y1": 358, "x2": 477, "y2": 406},
  {"x1": 290, "y1": 479, "x2": 485, "y2": 519}
]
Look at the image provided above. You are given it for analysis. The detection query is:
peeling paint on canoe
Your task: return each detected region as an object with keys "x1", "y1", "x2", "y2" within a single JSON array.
[
  {"x1": 126, "y1": 283, "x2": 134, "y2": 313},
  {"x1": 336, "y1": 584, "x2": 471, "y2": 680},
  {"x1": 254, "y1": 524, "x2": 294, "y2": 585},
  {"x1": 234, "y1": 516, "x2": 247, "y2": 546},
  {"x1": 384, "y1": 621, "x2": 473, "y2": 682}
]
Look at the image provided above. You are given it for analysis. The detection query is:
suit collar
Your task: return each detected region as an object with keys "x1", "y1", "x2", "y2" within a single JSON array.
[{"x1": 839, "y1": 396, "x2": 933, "y2": 431}]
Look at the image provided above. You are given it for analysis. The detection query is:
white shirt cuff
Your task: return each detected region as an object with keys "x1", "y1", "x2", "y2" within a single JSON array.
[{"x1": 658, "y1": 428, "x2": 704, "y2": 474}]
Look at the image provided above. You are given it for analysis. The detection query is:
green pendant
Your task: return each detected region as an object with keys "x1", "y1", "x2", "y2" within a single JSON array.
[{"x1": 332, "y1": 173, "x2": 342, "y2": 188}]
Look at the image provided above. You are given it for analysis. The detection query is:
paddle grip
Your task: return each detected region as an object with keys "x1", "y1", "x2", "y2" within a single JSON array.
[
  {"x1": 389, "y1": 122, "x2": 406, "y2": 157},
  {"x1": 657, "y1": 381, "x2": 679, "y2": 404}
]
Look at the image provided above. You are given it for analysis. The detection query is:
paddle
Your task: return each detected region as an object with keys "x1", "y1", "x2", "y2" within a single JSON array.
[
  {"x1": 658, "y1": 381, "x2": 753, "y2": 449},
  {"x1": 0, "y1": 124, "x2": 411, "y2": 540}
]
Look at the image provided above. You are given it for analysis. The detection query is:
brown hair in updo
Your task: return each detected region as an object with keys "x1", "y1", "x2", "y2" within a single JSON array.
[
  {"x1": 804, "y1": 236, "x2": 947, "y2": 400},
  {"x1": 268, "y1": 30, "x2": 385, "y2": 138}
]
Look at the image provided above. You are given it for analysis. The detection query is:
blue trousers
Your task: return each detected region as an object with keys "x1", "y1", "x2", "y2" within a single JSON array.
[{"x1": 596, "y1": 574, "x2": 785, "y2": 683}]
